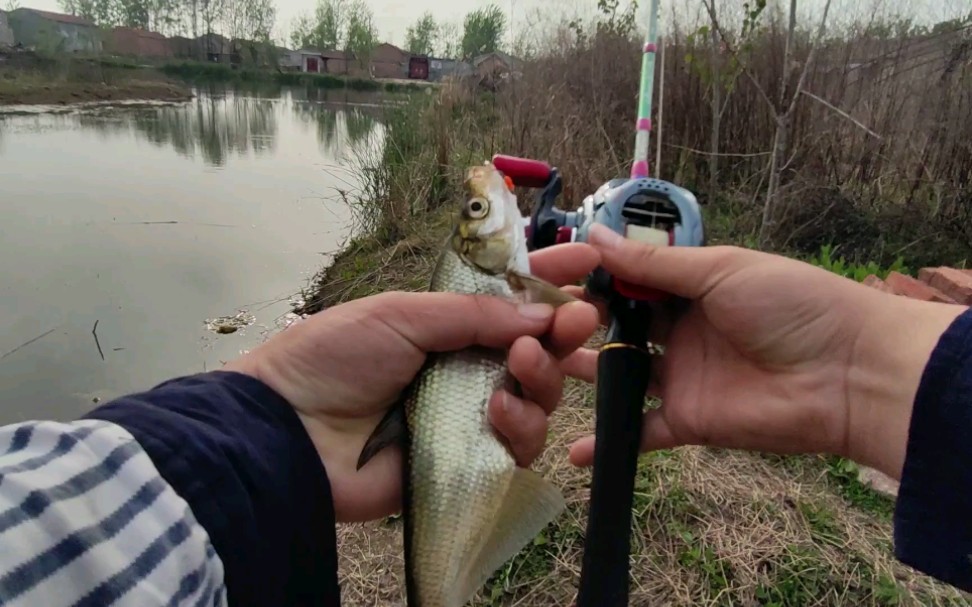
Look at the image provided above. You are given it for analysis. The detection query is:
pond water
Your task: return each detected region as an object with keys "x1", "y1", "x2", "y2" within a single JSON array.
[{"x1": 0, "y1": 83, "x2": 386, "y2": 423}]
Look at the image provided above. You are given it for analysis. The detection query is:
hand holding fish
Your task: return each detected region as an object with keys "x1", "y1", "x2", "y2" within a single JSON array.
[
  {"x1": 565, "y1": 225, "x2": 966, "y2": 482},
  {"x1": 224, "y1": 245, "x2": 599, "y2": 525}
]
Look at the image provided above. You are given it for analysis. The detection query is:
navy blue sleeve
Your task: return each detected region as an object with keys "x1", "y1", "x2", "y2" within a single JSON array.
[
  {"x1": 895, "y1": 307, "x2": 972, "y2": 592},
  {"x1": 81, "y1": 370, "x2": 341, "y2": 607}
]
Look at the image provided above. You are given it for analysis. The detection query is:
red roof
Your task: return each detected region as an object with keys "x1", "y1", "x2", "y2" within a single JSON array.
[{"x1": 22, "y1": 8, "x2": 95, "y2": 26}]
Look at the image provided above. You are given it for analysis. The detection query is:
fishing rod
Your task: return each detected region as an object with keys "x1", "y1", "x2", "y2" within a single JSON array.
[{"x1": 492, "y1": 0, "x2": 704, "y2": 604}]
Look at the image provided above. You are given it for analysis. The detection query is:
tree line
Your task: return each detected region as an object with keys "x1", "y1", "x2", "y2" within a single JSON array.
[
  {"x1": 56, "y1": 0, "x2": 276, "y2": 42},
  {"x1": 51, "y1": 0, "x2": 508, "y2": 61},
  {"x1": 289, "y1": 0, "x2": 507, "y2": 61}
]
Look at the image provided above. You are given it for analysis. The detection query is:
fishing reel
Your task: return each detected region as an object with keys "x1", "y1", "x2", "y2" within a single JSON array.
[
  {"x1": 494, "y1": 153, "x2": 705, "y2": 607},
  {"x1": 493, "y1": 153, "x2": 705, "y2": 304}
]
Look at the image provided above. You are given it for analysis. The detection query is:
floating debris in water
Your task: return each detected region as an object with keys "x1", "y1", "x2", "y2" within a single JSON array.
[
  {"x1": 205, "y1": 310, "x2": 256, "y2": 335},
  {"x1": 278, "y1": 312, "x2": 305, "y2": 332}
]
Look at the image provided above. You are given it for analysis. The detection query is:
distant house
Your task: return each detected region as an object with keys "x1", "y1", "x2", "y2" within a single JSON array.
[
  {"x1": 168, "y1": 35, "x2": 194, "y2": 58},
  {"x1": 6, "y1": 8, "x2": 102, "y2": 53},
  {"x1": 284, "y1": 49, "x2": 325, "y2": 73},
  {"x1": 0, "y1": 11, "x2": 14, "y2": 47},
  {"x1": 106, "y1": 27, "x2": 171, "y2": 58},
  {"x1": 168, "y1": 32, "x2": 231, "y2": 62},
  {"x1": 370, "y1": 42, "x2": 407, "y2": 79},
  {"x1": 408, "y1": 54, "x2": 429, "y2": 80},
  {"x1": 198, "y1": 32, "x2": 232, "y2": 63},
  {"x1": 473, "y1": 50, "x2": 522, "y2": 81},
  {"x1": 428, "y1": 56, "x2": 473, "y2": 82},
  {"x1": 322, "y1": 49, "x2": 368, "y2": 77}
]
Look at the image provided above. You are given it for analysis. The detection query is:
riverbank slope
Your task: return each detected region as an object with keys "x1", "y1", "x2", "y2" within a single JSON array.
[
  {"x1": 295, "y1": 84, "x2": 968, "y2": 604},
  {"x1": 0, "y1": 50, "x2": 192, "y2": 105},
  {"x1": 303, "y1": 212, "x2": 968, "y2": 607},
  {"x1": 0, "y1": 50, "x2": 431, "y2": 106}
]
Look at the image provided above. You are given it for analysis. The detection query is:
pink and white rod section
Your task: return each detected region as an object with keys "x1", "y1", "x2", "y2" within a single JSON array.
[{"x1": 631, "y1": 0, "x2": 661, "y2": 180}]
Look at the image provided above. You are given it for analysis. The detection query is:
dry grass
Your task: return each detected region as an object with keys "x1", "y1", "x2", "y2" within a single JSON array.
[
  {"x1": 295, "y1": 3, "x2": 972, "y2": 604},
  {"x1": 302, "y1": 219, "x2": 969, "y2": 607}
]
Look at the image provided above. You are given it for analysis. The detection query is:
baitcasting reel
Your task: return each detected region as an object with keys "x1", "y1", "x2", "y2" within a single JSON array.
[{"x1": 493, "y1": 153, "x2": 705, "y2": 303}]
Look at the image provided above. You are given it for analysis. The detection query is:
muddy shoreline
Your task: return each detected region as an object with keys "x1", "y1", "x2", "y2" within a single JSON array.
[
  {"x1": 0, "y1": 49, "x2": 192, "y2": 106},
  {"x1": 0, "y1": 79, "x2": 193, "y2": 106}
]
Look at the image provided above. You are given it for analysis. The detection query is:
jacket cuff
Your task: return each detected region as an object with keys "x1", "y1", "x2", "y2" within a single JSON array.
[
  {"x1": 82, "y1": 370, "x2": 340, "y2": 607},
  {"x1": 894, "y1": 307, "x2": 972, "y2": 592}
]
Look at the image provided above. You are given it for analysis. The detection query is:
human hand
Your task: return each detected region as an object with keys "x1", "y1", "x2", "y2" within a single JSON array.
[
  {"x1": 564, "y1": 225, "x2": 965, "y2": 480},
  {"x1": 224, "y1": 244, "x2": 601, "y2": 523}
]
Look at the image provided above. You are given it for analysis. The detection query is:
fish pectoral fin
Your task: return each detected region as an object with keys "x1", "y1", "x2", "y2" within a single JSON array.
[
  {"x1": 453, "y1": 469, "x2": 567, "y2": 605},
  {"x1": 506, "y1": 271, "x2": 579, "y2": 307},
  {"x1": 356, "y1": 404, "x2": 406, "y2": 471}
]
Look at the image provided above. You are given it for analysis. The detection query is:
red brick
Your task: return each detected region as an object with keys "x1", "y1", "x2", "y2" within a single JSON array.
[
  {"x1": 923, "y1": 267, "x2": 972, "y2": 305},
  {"x1": 884, "y1": 271, "x2": 957, "y2": 303},
  {"x1": 862, "y1": 275, "x2": 895, "y2": 294},
  {"x1": 918, "y1": 267, "x2": 940, "y2": 284}
]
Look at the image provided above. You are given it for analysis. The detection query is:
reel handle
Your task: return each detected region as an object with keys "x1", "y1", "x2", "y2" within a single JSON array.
[{"x1": 492, "y1": 154, "x2": 552, "y2": 188}]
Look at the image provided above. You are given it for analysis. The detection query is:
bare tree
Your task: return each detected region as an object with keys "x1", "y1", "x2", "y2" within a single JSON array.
[{"x1": 702, "y1": 0, "x2": 834, "y2": 247}]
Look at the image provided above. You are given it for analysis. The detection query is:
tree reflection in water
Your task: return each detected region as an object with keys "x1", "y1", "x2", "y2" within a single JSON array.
[{"x1": 69, "y1": 83, "x2": 383, "y2": 167}]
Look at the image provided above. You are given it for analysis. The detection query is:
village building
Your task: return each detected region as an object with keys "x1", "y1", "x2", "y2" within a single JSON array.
[
  {"x1": 5, "y1": 8, "x2": 102, "y2": 53},
  {"x1": 473, "y1": 51, "x2": 521, "y2": 81},
  {"x1": 169, "y1": 32, "x2": 232, "y2": 62},
  {"x1": 428, "y1": 56, "x2": 473, "y2": 82},
  {"x1": 407, "y1": 54, "x2": 430, "y2": 80},
  {"x1": 0, "y1": 11, "x2": 15, "y2": 47},
  {"x1": 370, "y1": 42, "x2": 408, "y2": 79},
  {"x1": 106, "y1": 27, "x2": 171, "y2": 58}
]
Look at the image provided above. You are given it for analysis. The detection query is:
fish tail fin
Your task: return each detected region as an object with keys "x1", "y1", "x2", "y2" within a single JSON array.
[{"x1": 453, "y1": 469, "x2": 566, "y2": 605}]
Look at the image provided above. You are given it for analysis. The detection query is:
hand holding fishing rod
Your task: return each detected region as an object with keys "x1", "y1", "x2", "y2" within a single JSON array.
[
  {"x1": 493, "y1": 151, "x2": 704, "y2": 606},
  {"x1": 492, "y1": 1, "x2": 703, "y2": 604}
]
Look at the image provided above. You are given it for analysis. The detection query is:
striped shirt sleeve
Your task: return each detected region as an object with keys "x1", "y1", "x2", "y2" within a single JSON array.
[
  {"x1": 82, "y1": 370, "x2": 342, "y2": 607},
  {"x1": 0, "y1": 418, "x2": 226, "y2": 607}
]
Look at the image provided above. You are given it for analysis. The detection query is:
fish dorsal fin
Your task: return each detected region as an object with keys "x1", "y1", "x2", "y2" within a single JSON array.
[{"x1": 452, "y1": 468, "x2": 566, "y2": 606}]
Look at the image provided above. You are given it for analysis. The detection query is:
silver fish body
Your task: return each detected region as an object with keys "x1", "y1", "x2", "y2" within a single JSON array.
[
  {"x1": 401, "y1": 247, "x2": 566, "y2": 607},
  {"x1": 356, "y1": 161, "x2": 573, "y2": 606}
]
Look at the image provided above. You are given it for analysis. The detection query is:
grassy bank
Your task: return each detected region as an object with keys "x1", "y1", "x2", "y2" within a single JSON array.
[
  {"x1": 0, "y1": 50, "x2": 192, "y2": 106},
  {"x1": 0, "y1": 50, "x2": 429, "y2": 106},
  {"x1": 294, "y1": 5, "x2": 972, "y2": 604},
  {"x1": 159, "y1": 60, "x2": 432, "y2": 94},
  {"x1": 304, "y1": 209, "x2": 967, "y2": 606}
]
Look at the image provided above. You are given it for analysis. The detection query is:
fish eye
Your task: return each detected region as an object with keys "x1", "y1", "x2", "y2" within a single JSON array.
[{"x1": 466, "y1": 197, "x2": 489, "y2": 219}]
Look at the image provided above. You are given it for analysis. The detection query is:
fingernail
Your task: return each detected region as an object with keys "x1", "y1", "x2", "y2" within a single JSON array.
[
  {"x1": 588, "y1": 224, "x2": 622, "y2": 249},
  {"x1": 517, "y1": 303, "x2": 554, "y2": 320}
]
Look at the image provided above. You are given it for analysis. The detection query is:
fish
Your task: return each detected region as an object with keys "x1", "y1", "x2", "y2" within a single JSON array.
[{"x1": 356, "y1": 161, "x2": 577, "y2": 606}]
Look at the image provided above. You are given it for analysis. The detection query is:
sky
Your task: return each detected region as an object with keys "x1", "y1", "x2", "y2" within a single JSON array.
[{"x1": 15, "y1": 0, "x2": 970, "y2": 49}]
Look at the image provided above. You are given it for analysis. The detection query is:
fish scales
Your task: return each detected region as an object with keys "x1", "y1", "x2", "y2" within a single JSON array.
[
  {"x1": 357, "y1": 161, "x2": 573, "y2": 606},
  {"x1": 405, "y1": 247, "x2": 522, "y2": 607}
]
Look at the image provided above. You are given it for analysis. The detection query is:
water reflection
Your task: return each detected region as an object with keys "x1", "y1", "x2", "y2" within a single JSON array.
[
  {"x1": 27, "y1": 84, "x2": 384, "y2": 167},
  {"x1": 0, "y1": 85, "x2": 387, "y2": 422},
  {"x1": 292, "y1": 101, "x2": 379, "y2": 157}
]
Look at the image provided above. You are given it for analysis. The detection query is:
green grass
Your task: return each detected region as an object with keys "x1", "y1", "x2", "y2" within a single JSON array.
[
  {"x1": 824, "y1": 456, "x2": 896, "y2": 518},
  {"x1": 808, "y1": 244, "x2": 910, "y2": 281}
]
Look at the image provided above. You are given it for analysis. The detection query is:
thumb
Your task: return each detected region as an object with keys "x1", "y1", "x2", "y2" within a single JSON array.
[
  {"x1": 586, "y1": 224, "x2": 749, "y2": 300},
  {"x1": 365, "y1": 291, "x2": 556, "y2": 352}
]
